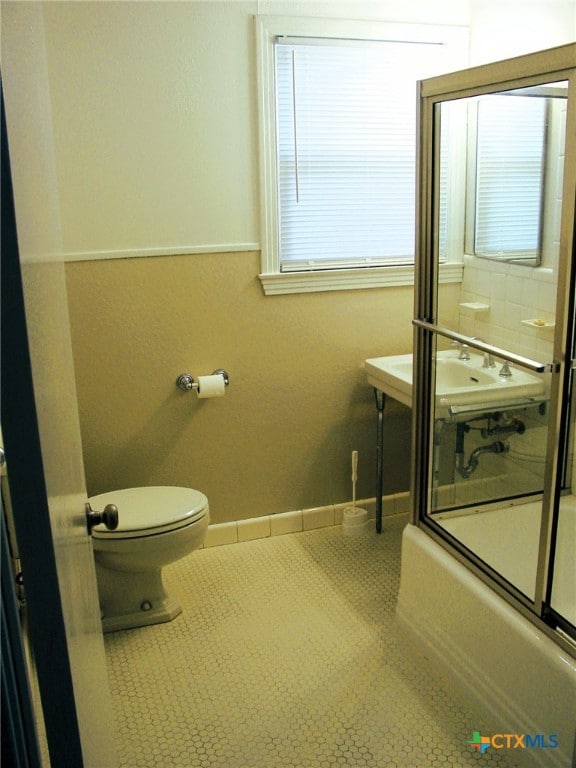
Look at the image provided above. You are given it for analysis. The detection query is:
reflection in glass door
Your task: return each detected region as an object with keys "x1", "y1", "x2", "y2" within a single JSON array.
[
  {"x1": 419, "y1": 324, "x2": 555, "y2": 602},
  {"x1": 412, "y1": 47, "x2": 575, "y2": 646},
  {"x1": 426, "y1": 83, "x2": 565, "y2": 603}
]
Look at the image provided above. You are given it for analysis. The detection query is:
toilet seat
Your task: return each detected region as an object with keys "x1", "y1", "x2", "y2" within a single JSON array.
[{"x1": 90, "y1": 486, "x2": 209, "y2": 539}]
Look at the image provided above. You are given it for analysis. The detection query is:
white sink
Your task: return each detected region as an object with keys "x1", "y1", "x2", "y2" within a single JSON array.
[{"x1": 365, "y1": 350, "x2": 547, "y2": 414}]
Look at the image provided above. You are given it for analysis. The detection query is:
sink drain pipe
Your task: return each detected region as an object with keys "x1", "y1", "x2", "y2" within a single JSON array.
[
  {"x1": 455, "y1": 421, "x2": 512, "y2": 479},
  {"x1": 455, "y1": 439, "x2": 509, "y2": 478},
  {"x1": 480, "y1": 417, "x2": 525, "y2": 439}
]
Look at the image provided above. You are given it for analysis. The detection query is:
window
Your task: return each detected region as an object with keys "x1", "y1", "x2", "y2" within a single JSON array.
[
  {"x1": 472, "y1": 94, "x2": 547, "y2": 262},
  {"x1": 257, "y1": 17, "x2": 468, "y2": 294},
  {"x1": 276, "y1": 40, "x2": 425, "y2": 270}
]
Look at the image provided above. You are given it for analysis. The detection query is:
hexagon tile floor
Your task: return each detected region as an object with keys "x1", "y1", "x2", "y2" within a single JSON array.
[{"x1": 104, "y1": 514, "x2": 520, "y2": 768}]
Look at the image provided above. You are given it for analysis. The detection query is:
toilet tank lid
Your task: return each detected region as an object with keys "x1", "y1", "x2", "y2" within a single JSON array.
[{"x1": 89, "y1": 486, "x2": 208, "y2": 534}]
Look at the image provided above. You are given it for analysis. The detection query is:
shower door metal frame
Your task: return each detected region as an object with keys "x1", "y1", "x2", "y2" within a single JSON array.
[{"x1": 411, "y1": 43, "x2": 576, "y2": 654}]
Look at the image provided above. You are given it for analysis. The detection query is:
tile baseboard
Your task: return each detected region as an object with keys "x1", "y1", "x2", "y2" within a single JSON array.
[{"x1": 203, "y1": 492, "x2": 410, "y2": 548}]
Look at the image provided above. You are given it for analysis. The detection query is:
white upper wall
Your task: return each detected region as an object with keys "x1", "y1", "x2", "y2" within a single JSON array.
[
  {"x1": 1, "y1": 2, "x2": 63, "y2": 261},
  {"x1": 40, "y1": 0, "x2": 260, "y2": 255},
  {"x1": 469, "y1": 0, "x2": 576, "y2": 65},
  {"x1": 3, "y1": 0, "x2": 574, "y2": 258},
  {"x1": 256, "y1": 0, "x2": 471, "y2": 24}
]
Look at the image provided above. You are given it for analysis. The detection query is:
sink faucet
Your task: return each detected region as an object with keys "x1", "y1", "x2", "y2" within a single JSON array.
[
  {"x1": 451, "y1": 341, "x2": 470, "y2": 360},
  {"x1": 483, "y1": 350, "x2": 496, "y2": 369},
  {"x1": 472, "y1": 337, "x2": 496, "y2": 368}
]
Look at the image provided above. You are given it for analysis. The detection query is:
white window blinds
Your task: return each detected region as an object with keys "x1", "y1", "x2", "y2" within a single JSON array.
[
  {"x1": 474, "y1": 95, "x2": 546, "y2": 256},
  {"x1": 275, "y1": 38, "x2": 444, "y2": 271}
]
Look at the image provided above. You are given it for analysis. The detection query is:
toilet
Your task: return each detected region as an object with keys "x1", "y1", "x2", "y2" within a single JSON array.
[
  {"x1": 506, "y1": 426, "x2": 547, "y2": 481},
  {"x1": 90, "y1": 486, "x2": 209, "y2": 633}
]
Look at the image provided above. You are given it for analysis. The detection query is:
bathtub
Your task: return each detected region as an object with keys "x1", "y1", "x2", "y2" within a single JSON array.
[{"x1": 396, "y1": 523, "x2": 576, "y2": 768}]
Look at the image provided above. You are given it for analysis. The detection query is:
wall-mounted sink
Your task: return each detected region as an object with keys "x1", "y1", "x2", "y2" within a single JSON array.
[{"x1": 365, "y1": 350, "x2": 547, "y2": 415}]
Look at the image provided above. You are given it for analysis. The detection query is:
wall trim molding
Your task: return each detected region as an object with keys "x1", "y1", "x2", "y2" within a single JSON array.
[
  {"x1": 259, "y1": 262, "x2": 464, "y2": 295},
  {"x1": 62, "y1": 243, "x2": 260, "y2": 262},
  {"x1": 203, "y1": 491, "x2": 411, "y2": 548}
]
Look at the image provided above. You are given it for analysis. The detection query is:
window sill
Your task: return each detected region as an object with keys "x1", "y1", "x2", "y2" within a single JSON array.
[{"x1": 259, "y1": 262, "x2": 464, "y2": 296}]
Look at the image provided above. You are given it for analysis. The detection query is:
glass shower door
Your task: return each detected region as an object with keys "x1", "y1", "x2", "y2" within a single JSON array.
[
  {"x1": 545, "y1": 309, "x2": 576, "y2": 634},
  {"x1": 415, "y1": 322, "x2": 554, "y2": 602},
  {"x1": 411, "y1": 45, "x2": 576, "y2": 646}
]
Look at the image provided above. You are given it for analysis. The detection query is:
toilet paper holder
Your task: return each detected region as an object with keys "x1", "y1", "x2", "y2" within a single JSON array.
[{"x1": 176, "y1": 369, "x2": 230, "y2": 392}]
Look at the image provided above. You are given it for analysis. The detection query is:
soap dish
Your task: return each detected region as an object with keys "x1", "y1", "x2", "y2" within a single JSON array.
[
  {"x1": 521, "y1": 319, "x2": 555, "y2": 328},
  {"x1": 459, "y1": 302, "x2": 490, "y2": 312}
]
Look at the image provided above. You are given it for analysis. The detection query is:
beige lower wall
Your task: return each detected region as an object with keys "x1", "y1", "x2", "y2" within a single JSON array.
[{"x1": 65, "y1": 251, "x2": 459, "y2": 523}]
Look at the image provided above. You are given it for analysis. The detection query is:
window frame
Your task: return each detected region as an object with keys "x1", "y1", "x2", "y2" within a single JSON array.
[
  {"x1": 464, "y1": 94, "x2": 548, "y2": 264},
  {"x1": 463, "y1": 89, "x2": 567, "y2": 271},
  {"x1": 256, "y1": 15, "x2": 469, "y2": 295}
]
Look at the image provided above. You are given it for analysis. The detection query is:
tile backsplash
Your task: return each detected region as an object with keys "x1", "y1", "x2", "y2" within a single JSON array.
[
  {"x1": 457, "y1": 99, "x2": 565, "y2": 366},
  {"x1": 458, "y1": 254, "x2": 557, "y2": 363}
]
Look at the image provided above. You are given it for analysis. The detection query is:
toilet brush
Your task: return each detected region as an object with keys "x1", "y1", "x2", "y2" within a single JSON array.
[{"x1": 342, "y1": 450, "x2": 368, "y2": 535}]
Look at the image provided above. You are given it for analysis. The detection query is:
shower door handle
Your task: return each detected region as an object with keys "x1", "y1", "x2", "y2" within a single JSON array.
[{"x1": 412, "y1": 319, "x2": 557, "y2": 373}]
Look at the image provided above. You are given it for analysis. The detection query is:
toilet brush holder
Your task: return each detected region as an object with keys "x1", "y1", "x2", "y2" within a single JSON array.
[
  {"x1": 342, "y1": 506, "x2": 369, "y2": 536},
  {"x1": 342, "y1": 450, "x2": 369, "y2": 535}
]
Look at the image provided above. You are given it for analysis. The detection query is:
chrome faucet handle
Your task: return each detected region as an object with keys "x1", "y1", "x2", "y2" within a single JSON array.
[
  {"x1": 499, "y1": 361, "x2": 513, "y2": 378},
  {"x1": 471, "y1": 336, "x2": 496, "y2": 368},
  {"x1": 450, "y1": 340, "x2": 470, "y2": 360}
]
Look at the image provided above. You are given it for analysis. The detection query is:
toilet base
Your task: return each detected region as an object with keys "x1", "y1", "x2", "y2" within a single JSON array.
[
  {"x1": 95, "y1": 560, "x2": 182, "y2": 633},
  {"x1": 101, "y1": 596, "x2": 182, "y2": 633}
]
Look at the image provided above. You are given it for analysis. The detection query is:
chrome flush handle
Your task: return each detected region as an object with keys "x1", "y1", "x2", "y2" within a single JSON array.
[{"x1": 85, "y1": 502, "x2": 119, "y2": 534}]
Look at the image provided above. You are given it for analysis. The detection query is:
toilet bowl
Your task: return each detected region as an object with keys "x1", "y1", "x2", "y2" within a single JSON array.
[
  {"x1": 90, "y1": 486, "x2": 209, "y2": 633},
  {"x1": 506, "y1": 426, "x2": 547, "y2": 477}
]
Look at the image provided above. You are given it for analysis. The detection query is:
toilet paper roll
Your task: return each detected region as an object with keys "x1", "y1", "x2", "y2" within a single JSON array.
[{"x1": 196, "y1": 374, "x2": 226, "y2": 399}]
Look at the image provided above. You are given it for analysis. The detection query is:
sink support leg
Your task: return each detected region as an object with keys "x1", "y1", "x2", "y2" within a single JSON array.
[{"x1": 374, "y1": 388, "x2": 385, "y2": 534}]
